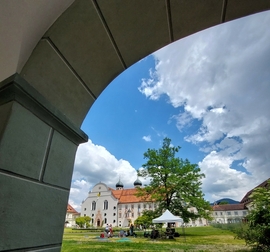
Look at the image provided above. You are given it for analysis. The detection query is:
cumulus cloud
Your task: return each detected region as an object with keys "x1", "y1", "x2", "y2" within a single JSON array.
[
  {"x1": 142, "y1": 135, "x2": 152, "y2": 142},
  {"x1": 69, "y1": 140, "x2": 138, "y2": 211},
  {"x1": 139, "y1": 12, "x2": 270, "y2": 201}
]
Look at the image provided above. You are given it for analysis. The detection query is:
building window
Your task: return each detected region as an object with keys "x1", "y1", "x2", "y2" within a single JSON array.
[
  {"x1": 114, "y1": 206, "x2": 116, "y2": 210},
  {"x1": 104, "y1": 218, "x2": 107, "y2": 224},
  {"x1": 131, "y1": 204, "x2": 134, "y2": 209},
  {"x1": 154, "y1": 204, "x2": 156, "y2": 209},
  {"x1": 104, "y1": 213, "x2": 106, "y2": 216},
  {"x1": 113, "y1": 220, "x2": 116, "y2": 223},
  {"x1": 234, "y1": 211, "x2": 238, "y2": 215},
  {"x1": 92, "y1": 201, "x2": 96, "y2": 211},
  {"x1": 132, "y1": 213, "x2": 134, "y2": 217},
  {"x1": 138, "y1": 204, "x2": 141, "y2": 209},
  {"x1": 104, "y1": 200, "x2": 108, "y2": 210},
  {"x1": 84, "y1": 208, "x2": 86, "y2": 211},
  {"x1": 125, "y1": 205, "x2": 128, "y2": 209},
  {"x1": 84, "y1": 214, "x2": 86, "y2": 216},
  {"x1": 227, "y1": 212, "x2": 231, "y2": 215},
  {"x1": 119, "y1": 205, "x2": 122, "y2": 210},
  {"x1": 113, "y1": 213, "x2": 116, "y2": 216},
  {"x1": 243, "y1": 211, "x2": 247, "y2": 215},
  {"x1": 92, "y1": 214, "x2": 94, "y2": 217},
  {"x1": 143, "y1": 204, "x2": 146, "y2": 209},
  {"x1": 119, "y1": 213, "x2": 121, "y2": 218},
  {"x1": 215, "y1": 212, "x2": 218, "y2": 216},
  {"x1": 220, "y1": 212, "x2": 223, "y2": 215}
]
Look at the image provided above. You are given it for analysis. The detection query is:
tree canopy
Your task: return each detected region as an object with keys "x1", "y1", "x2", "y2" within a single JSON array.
[
  {"x1": 76, "y1": 216, "x2": 91, "y2": 228},
  {"x1": 236, "y1": 182, "x2": 270, "y2": 251},
  {"x1": 134, "y1": 210, "x2": 159, "y2": 228},
  {"x1": 137, "y1": 137, "x2": 211, "y2": 223}
]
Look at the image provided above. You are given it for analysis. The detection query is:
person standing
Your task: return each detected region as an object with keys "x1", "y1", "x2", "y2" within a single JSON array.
[
  {"x1": 109, "y1": 224, "x2": 113, "y2": 237},
  {"x1": 130, "y1": 223, "x2": 134, "y2": 236},
  {"x1": 105, "y1": 224, "x2": 109, "y2": 235}
]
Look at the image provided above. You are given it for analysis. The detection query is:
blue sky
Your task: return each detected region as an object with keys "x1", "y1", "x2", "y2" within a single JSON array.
[{"x1": 70, "y1": 11, "x2": 270, "y2": 211}]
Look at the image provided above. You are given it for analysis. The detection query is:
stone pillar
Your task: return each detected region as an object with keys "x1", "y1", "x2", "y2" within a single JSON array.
[{"x1": 0, "y1": 74, "x2": 87, "y2": 251}]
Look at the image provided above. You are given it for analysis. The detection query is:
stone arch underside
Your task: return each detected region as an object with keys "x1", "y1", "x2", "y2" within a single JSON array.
[{"x1": 1, "y1": 1, "x2": 270, "y2": 251}]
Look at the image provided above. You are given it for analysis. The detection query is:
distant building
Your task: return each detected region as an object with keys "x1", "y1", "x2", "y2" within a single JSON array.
[
  {"x1": 210, "y1": 178, "x2": 270, "y2": 224},
  {"x1": 81, "y1": 178, "x2": 152, "y2": 227},
  {"x1": 240, "y1": 178, "x2": 269, "y2": 209},
  {"x1": 211, "y1": 204, "x2": 248, "y2": 224},
  {"x1": 187, "y1": 206, "x2": 209, "y2": 226},
  {"x1": 65, "y1": 204, "x2": 80, "y2": 227}
]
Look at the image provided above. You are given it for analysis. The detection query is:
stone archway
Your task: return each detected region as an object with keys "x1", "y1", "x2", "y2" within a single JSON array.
[{"x1": 1, "y1": 1, "x2": 270, "y2": 251}]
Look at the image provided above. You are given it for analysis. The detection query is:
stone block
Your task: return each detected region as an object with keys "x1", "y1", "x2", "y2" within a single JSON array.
[
  {"x1": 43, "y1": 130, "x2": 77, "y2": 189},
  {"x1": 0, "y1": 173, "x2": 69, "y2": 251},
  {"x1": 0, "y1": 101, "x2": 50, "y2": 179}
]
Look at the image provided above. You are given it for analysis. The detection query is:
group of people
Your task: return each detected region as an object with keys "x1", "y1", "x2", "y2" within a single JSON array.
[
  {"x1": 118, "y1": 223, "x2": 137, "y2": 237},
  {"x1": 100, "y1": 223, "x2": 137, "y2": 238}
]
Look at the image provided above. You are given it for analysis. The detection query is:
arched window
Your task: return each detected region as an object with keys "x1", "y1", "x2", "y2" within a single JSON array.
[
  {"x1": 104, "y1": 200, "x2": 108, "y2": 210},
  {"x1": 92, "y1": 201, "x2": 96, "y2": 210}
]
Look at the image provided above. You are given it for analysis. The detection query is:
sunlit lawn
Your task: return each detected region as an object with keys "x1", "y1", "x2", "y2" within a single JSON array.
[{"x1": 61, "y1": 226, "x2": 250, "y2": 252}]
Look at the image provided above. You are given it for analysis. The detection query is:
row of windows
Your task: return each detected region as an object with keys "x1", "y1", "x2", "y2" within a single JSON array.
[
  {"x1": 82, "y1": 217, "x2": 117, "y2": 224},
  {"x1": 88, "y1": 201, "x2": 156, "y2": 211},
  {"x1": 118, "y1": 212, "x2": 138, "y2": 218},
  {"x1": 103, "y1": 218, "x2": 116, "y2": 224},
  {"x1": 119, "y1": 203, "x2": 156, "y2": 210},
  {"x1": 214, "y1": 211, "x2": 247, "y2": 216},
  {"x1": 91, "y1": 200, "x2": 110, "y2": 210},
  {"x1": 192, "y1": 219, "x2": 203, "y2": 224},
  {"x1": 84, "y1": 213, "x2": 116, "y2": 218}
]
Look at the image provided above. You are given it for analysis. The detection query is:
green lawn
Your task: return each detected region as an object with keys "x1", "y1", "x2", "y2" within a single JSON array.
[{"x1": 61, "y1": 226, "x2": 250, "y2": 252}]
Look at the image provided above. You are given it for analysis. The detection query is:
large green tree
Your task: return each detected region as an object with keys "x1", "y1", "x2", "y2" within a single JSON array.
[
  {"x1": 235, "y1": 183, "x2": 270, "y2": 251},
  {"x1": 75, "y1": 216, "x2": 91, "y2": 228},
  {"x1": 134, "y1": 210, "x2": 158, "y2": 228},
  {"x1": 137, "y1": 137, "x2": 211, "y2": 222}
]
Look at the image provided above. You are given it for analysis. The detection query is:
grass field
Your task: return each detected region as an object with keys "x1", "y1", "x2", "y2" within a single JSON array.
[{"x1": 61, "y1": 226, "x2": 250, "y2": 252}]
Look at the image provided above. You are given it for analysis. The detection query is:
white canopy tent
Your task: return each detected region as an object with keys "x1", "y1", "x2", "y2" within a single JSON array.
[{"x1": 152, "y1": 209, "x2": 183, "y2": 224}]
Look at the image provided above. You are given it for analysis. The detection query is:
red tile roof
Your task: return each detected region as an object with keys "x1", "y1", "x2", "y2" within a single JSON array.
[
  {"x1": 240, "y1": 178, "x2": 270, "y2": 205},
  {"x1": 212, "y1": 204, "x2": 247, "y2": 211},
  {"x1": 110, "y1": 188, "x2": 152, "y2": 203},
  {"x1": 67, "y1": 203, "x2": 78, "y2": 213}
]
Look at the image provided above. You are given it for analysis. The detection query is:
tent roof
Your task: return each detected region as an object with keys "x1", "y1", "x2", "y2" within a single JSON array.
[{"x1": 152, "y1": 209, "x2": 183, "y2": 223}]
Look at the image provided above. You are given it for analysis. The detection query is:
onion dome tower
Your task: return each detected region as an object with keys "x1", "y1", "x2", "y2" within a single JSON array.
[
  {"x1": 134, "y1": 177, "x2": 142, "y2": 188},
  {"x1": 116, "y1": 178, "x2": 124, "y2": 190}
]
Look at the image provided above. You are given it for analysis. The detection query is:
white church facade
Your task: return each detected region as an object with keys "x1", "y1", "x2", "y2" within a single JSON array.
[{"x1": 81, "y1": 178, "x2": 154, "y2": 227}]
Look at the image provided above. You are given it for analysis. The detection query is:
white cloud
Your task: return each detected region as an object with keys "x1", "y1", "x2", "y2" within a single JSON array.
[
  {"x1": 142, "y1": 135, "x2": 152, "y2": 142},
  {"x1": 199, "y1": 151, "x2": 261, "y2": 202},
  {"x1": 139, "y1": 11, "x2": 270, "y2": 202},
  {"x1": 69, "y1": 139, "x2": 138, "y2": 211},
  {"x1": 170, "y1": 111, "x2": 194, "y2": 131}
]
